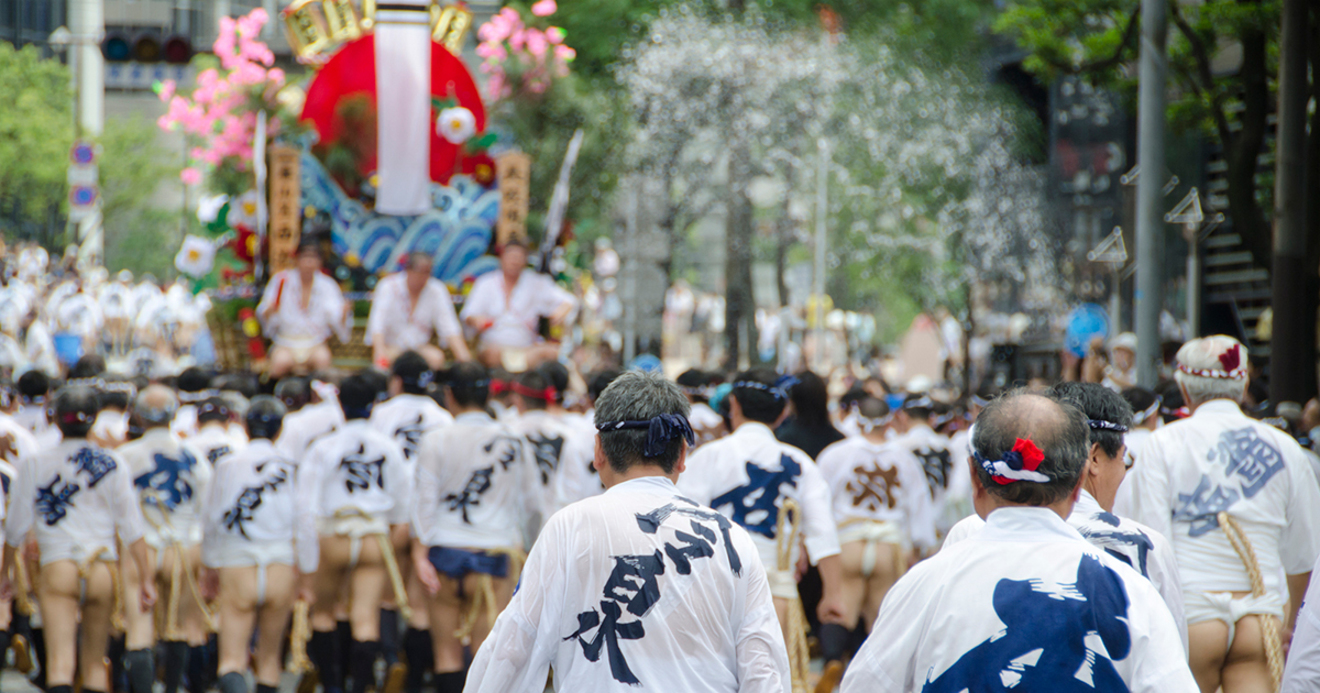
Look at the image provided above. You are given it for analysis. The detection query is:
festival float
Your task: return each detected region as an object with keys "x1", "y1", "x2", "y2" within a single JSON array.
[{"x1": 157, "y1": 1, "x2": 570, "y2": 368}]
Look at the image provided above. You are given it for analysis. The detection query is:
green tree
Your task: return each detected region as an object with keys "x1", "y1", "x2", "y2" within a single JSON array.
[
  {"x1": 100, "y1": 116, "x2": 177, "y2": 278},
  {"x1": 0, "y1": 43, "x2": 73, "y2": 245}
]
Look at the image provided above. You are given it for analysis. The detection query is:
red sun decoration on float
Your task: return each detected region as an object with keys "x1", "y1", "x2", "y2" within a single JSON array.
[{"x1": 300, "y1": 35, "x2": 488, "y2": 185}]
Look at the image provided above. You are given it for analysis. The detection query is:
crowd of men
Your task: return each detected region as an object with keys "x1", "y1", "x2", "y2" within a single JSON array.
[{"x1": 3, "y1": 242, "x2": 1320, "y2": 692}]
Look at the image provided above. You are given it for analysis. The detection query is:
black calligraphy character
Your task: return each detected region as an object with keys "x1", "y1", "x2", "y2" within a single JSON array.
[
  {"x1": 635, "y1": 503, "x2": 742, "y2": 576},
  {"x1": 72, "y1": 446, "x2": 117, "y2": 488},
  {"x1": 483, "y1": 435, "x2": 524, "y2": 471},
  {"x1": 709, "y1": 454, "x2": 802, "y2": 540},
  {"x1": 564, "y1": 551, "x2": 665, "y2": 685},
  {"x1": 1173, "y1": 474, "x2": 1240, "y2": 537},
  {"x1": 340, "y1": 444, "x2": 386, "y2": 493},
  {"x1": 913, "y1": 446, "x2": 953, "y2": 497},
  {"x1": 525, "y1": 434, "x2": 564, "y2": 485},
  {"x1": 445, "y1": 466, "x2": 494, "y2": 524},
  {"x1": 394, "y1": 415, "x2": 427, "y2": 460},
  {"x1": 1209, "y1": 427, "x2": 1285, "y2": 498},
  {"x1": 36, "y1": 474, "x2": 81, "y2": 526}
]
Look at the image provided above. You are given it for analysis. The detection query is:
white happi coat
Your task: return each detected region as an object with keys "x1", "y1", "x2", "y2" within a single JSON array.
[
  {"x1": 275, "y1": 398, "x2": 344, "y2": 465},
  {"x1": 814, "y1": 436, "x2": 936, "y2": 552},
  {"x1": 678, "y1": 422, "x2": 840, "y2": 597},
  {"x1": 689, "y1": 402, "x2": 725, "y2": 447},
  {"x1": 118, "y1": 428, "x2": 213, "y2": 548},
  {"x1": 255, "y1": 269, "x2": 351, "y2": 349},
  {"x1": 189, "y1": 423, "x2": 249, "y2": 466},
  {"x1": 459, "y1": 269, "x2": 578, "y2": 349},
  {"x1": 413, "y1": 410, "x2": 539, "y2": 550},
  {"x1": 7, "y1": 439, "x2": 146, "y2": 564},
  {"x1": 1112, "y1": 427, "x2": 1155, "y2": 517},
  {"x1": 369, "y1": 393, "x2": 454, "y2": 462},
  {"x1": 841, "y1": 507, "x2": 1197, "y2": 693},
  {"x1": 297, "y1": 419, "x2": 410, "y2": 543},
  {"x1": 1282, "y1": 553, "x2": 1320, "y2": 692},
  {"x1": 892, "y1": 424, "x2": 956, "y2": 530},
  {"x1": 465, "y1": 476, "x2": 790, "y2": 693},
  {"x1": 201, "y1": 439, "x2": 318, "y2": 573},
  {"x1": 365, "y1": 273, "x2": 464, "y2": 352},
  {"x1": 1127, "y1": 399, "x2": 1320, "y2": 621},
  {"x1": 510, "y1": 409, "x2": 595, "y2": 514},
  {"x1": 944, "y1": 488, "x2": 1188, "y2": 652}
]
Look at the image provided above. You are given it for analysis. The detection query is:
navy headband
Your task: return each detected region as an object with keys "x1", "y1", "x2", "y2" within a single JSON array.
[
  {"x1": 597, "y1": 414, "x2": 696, "y2": 457},
  {"x1": 732, "y1": 375, "x2": 799, "y2": 402}
]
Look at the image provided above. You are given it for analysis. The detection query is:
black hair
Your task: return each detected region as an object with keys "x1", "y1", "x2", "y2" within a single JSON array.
[
  {"x1": 838, "y1": 384, "x2": 868, "y2": 413},
  {"x1": 972, "y1": 390, "x2": 1090, "y2": 506},
  {"x1": 52, "y1": 384, "x2": 101, "y2": 438},
  {"x1": 196, "y1": 396, "x2": 232, "y2": 426},
  {"x1": 178, "y1": 366, "x2": 212, "y2": 394},
  {"x1": 586, "y1": 368, "x2": 622, "y2": 403},
  {"x1": 246, "y1": 395, "x2": 286, "y2": 441},
  {"x1": 902, "y1": 393, "x2": 933, "y2": 420},
  {"x1": 358, "y1": 367, "x2": 390, "y2": 403},
  {"x1": 731, "y1": 367, "x2": 787, "y2": 424},
  {"x1": 1047, "y1": 381, "x2": 1133, "y2": 459},
  {"x1": 787, "y1": 371, "x2": 838, "y2": 432},
  {"x1": 68, "y1": 354, "x2": 106, "y2": 380},
  {"x1": 214, "y1": 372, "x2": 259, "y2": 399},
  {"x1": 17, "y1": 370, "x2": 51, "y2": 401},
  {"x1": 1121, "y1": 387, "x2": 1160, "y2": 425},
  {"x1": 857, "y1": 396, "x2": 890, "y2": 420},
  {"x1": 98, "y1": 379, "x2": 134, "y2": 412},
  {"x1": 537, "y1": 361, "x2": 570, "y2": 405},
  {"x1": 391, "y1": 351, "x2": 432, "y2": 396},
  {"x1": 676, "y1": 369, "x2": 708, "y2": 402},
  {"x1": 337, "y1": 374, "x2": 378, "y2": 420},
  {"x1": 447, "y1": 362, "x2": 490, "y2": 409},
  {"x1": 1156, "y1": 380, "x2": 1185, "y2": 423},
  {"x1": 595, "y1": 371, "x2": 691, "y2": 475},
  {"x1": 515, "y1": 369, "x2": 551, "y2": 411},
  {"x1": 489, "y1": 368, "x2": 514, "y2": 401},
  {"x1": 274, "y1": 376, "x2": 311, "y2": 411}
]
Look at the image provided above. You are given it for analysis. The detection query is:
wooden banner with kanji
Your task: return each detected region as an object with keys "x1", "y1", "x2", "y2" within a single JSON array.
[
  {"x1": 268, "y1": 145, "x2": 302, "y2": 274},
  {"x1": 495, "y1": 150, "x2": 531, "y2": 246}
]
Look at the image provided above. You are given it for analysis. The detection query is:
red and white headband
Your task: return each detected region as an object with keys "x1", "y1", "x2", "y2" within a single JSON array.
[{"x1": 1177, "y1": 343, "x2": 1246, "y2": 380}]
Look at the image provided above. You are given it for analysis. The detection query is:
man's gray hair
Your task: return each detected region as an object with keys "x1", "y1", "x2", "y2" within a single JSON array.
[
  {"x1": 406, "y1": 251, "x2": 433, "y2": 270},
  {"x1": 594, "y1": 371, "x2": 691, "y2": 474},
  {"x1": 133, "y1": 384, "x2": 179, "y2": 427},
  {"x1": 1174, "y1": 335, "x2": 1249, "y2": 406}
]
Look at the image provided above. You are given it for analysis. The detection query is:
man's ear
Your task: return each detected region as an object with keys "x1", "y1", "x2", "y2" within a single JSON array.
[
  {"x1": 673, "y1": 442, "x2": 688, "y2": 476},
  {"x1": 593, "y1": 435, "x2": 608, "y2": 473},
  {"x1": 1088, "y1": 442, "x2": 1104, "y2": 477}
]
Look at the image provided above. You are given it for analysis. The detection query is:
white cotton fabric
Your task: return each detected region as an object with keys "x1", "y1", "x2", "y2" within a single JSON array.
[
  {"x1": 1127, "y1": 399, "x2": 1320, "y2": 619},
  {"x1": 297, "y1": 419, "x2": 411, "y2": 534},
  {"x1": 412, "y1": 411, "x2": 539, "y2": 550},
  {"x1": 1113, "y1": 427, "x2": 1155, "y2": 517},
  {"x1": 891, "y1": 424, "x2": 956, "y2": 532},
  {"x1": 7, "y1": 439, "x2": 145, "y2": 564},
  {"x1": 275, "y1": 398, "x2": 344, "y2": 465},
  {"x1": 117, "y1": 428, "x2": 214, "y2": 547},
  {"x1": 678, "y1": 422, "x2": 841, "y2": 578},
  {"x1": 370, "y1": 393, "x2": 454, "y2": 462},
  {"x1": 689, "y1": 402, "x2": 725, "y2": 447},
  {"x1": 1281, "y1": 554, "x2": 1320, "y2": 693},
  {"x1": 373, "y1": 0, "x2": 432, "y2": 216},
  {"x1": 365, "y1": 273, "x2": 463, "y2": 351},
  {"x1": 459, "y1": 270, "x2": 578, "y2": 349},
  {"x1": 255, "y1": 270, "x2": 351, "y2": 349},
  {"x1": 189, "y1": 423, "x2": 249, "y2": 466},
  {"x1": 201, "y1": 439, "x2": 318, "y2": 573},
  {"x1": 509, "y1": 409, "x2": 595, "y2": 515},
  {"x1": 815, "y1": 436, "x2": 936, "y2": 552},
  {"x1": 841, "y1": 507, "x2": 1197, "y2": 693},
  {"x1": 464, "y1": 476, "x2": 791, "y2": 693}
]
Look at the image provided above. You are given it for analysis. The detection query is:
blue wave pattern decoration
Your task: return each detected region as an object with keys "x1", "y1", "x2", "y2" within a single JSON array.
[{"x1": 299, "y1": 150, "x2": 501, "y2": 285}]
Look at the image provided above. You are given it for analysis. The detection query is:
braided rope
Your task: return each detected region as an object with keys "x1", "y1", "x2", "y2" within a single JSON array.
[
  {"x1": 331, "y1": 508, "x2": 413, "y2": 621},
  {"x1": 77, "y1": 547, "x2": 124, "y2": 632},
  {"x1": 454, "y1": 547, "x2": 526, "y2": 646},
  {"x1": 775, "y1": 499, "x2": 809, "y2": 693},
  {"x1": 1217, "y1": 511, "x2": 1284, "y2": 691},
  {"x1": 288, "y1": 599, "x2": 313, "y2": 674},
  {"x1": 14, "y1": 556, "x2": 35, "y2": 616}
]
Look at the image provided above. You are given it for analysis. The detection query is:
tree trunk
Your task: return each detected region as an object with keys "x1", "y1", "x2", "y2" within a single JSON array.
[
  {"x1": 724, "y1": 146, "x2": 757, "y2": 371},
  {"x1": 1224, "y1": 9, "x2": 1273, "y2": 270}
]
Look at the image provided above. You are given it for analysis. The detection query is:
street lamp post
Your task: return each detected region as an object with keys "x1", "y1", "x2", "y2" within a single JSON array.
[{"x1": 49, "y1": 1, "x2": 105, "y2": 267}]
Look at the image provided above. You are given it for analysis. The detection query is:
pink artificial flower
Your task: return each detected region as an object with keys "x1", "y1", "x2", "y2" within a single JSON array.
[
  {"x1": 248, "y1": 8, "x2": 269, "y2": 25},
  {"x1": 180, "y1": 168, "x2": 203, "y2": 185},
  {"x1": 158, "y1": 79, "x2": 176, "y2": 101},
  {"x1": 234, "y1": 62, "x2": 267, "y2": 85},
  {"x1": 555, "y1": 44, "x2": 576, "y2": 61},
  {"x1": 190, "y1": 147, "x2": 207, "y2": 160},
  {"x1": 531, "y1": 0, "x2": 557, "y2": 17},
  {"x1": 266, "y1": 67, "x2": 286, "y2": 85},
  {"x1": 508, "y1": 28, "x2": 526, "y2": 50},
  {"x1": 546, "y1": 27, "x2": 566, "y2": 44},
  {"x1": 525, "y1": 29, "x2": 548, "y2": 59},
  {"x1": 476, "y1": 41, "x2": 507, "y2": 62}
]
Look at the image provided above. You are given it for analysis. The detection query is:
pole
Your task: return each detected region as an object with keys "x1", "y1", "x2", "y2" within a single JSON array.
[
  {"x1": 1269, "y1": 0, "x2": 1315, "y2": 404},
  {"x1": 622, "y1": 184, "x2": 638, "y2": 364},
  {"x1": 1186, "y1": 231, "x2": 1201, "y2": 338},
  {"x1": 70, "y1": 0, "x2": 104, "y2": 267},
  {"x1": 1134, "y1": 0, "x2": 1167, "y2": 387},
  {"x1": 813, "y1": 137, "x2": 828, "y2": 372},
  {"x1": 1108, "y1": 267, "x2": 1121, "y2": 334}
]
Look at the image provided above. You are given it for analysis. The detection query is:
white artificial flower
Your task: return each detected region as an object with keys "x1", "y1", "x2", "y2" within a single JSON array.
[
  {"x1": 229, "y1": 189, "x2": 261, "y2": 229},
  {"x1": 197, "y1": 193, "x2": 230, "y2": 225},
  {"x1": 436, "y1": 107, "x2": 477, "y2": 144},
  {"x1": 174, "y1": 235, "x2": 217, "y2": 278}
]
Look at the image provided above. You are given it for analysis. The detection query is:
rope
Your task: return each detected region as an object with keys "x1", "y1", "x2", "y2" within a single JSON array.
[
  {"x1": 331, "y1": 508, "x2": 412, "y2": 621},
  {"x1": 77, "y1": 546, "x2": 124, "y2": 632},
  {"x1": 140, "y1": 506, "x2": 218, "y2": 635},
  {"x1": 454, "y1": 547, "x2": 526, "y2": 646},
  {"x1": 775, "y1": 499, "x2": 809, "y2": 693},
  {"x1": 1217, "y1": 511, "x2": 1284, "y2": 691},
  {"x1": 288, "y1": 599, "x2": 313, "y2": 674},
  {"x1": 13, "y1": 556, "x2": 35, "y2": 617}
]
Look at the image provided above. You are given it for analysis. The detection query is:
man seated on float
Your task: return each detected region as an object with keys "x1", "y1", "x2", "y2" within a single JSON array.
[
  {"x1": 459, "y1": 240, "x2": 577, "y2": 370},
  {"x1": 256, "y1": 240, "x2": 352, "y2": 379},
  {"x1": 367, "y1": 252, "x2": 470, "y2": 370},
  {"x1": 3, "y1": 384, "x2": 157, "y2": 693}
]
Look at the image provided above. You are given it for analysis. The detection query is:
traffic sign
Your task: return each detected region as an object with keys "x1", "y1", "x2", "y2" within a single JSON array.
[
  {"x1": 71, "y1": 140, "x2": 96, "y2": 165},
  {"x1": 1087, "y1": 227, "x2": 1128, "y2": 264}
]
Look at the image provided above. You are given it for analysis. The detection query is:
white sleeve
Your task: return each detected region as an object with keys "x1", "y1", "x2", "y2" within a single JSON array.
[
  {"x1": 365, "y1": 283, "x2": 388, "y2": 345},
  {"x1": 111, "y1": 454, "x2": 146, "y2": 545},
  {"x1": 293, "y1": 465, "x2": 320, "y2": 575},
  {"x1": 326, "y1": 282, "x2": 352, "y2": 344},
  {"x1": 1146, "y1": 531, "x2": 1189, "y2": 655},
  {"x1": 1283, "y1": 557, "x2": 1320, "y2": 693},
  {"x1": 412, "y1": 460, "x2": 441, "y2": 541},
  {"x1": 5, "y1": 457, "x2": 34, "y2": 549},
  {"x1": 904, "y1": 455, "x2": 937, "y2": 551},
  {"x1": 256, "y1": 273, "x2": 282, "y2": 333},
  {"x1": 798, "y1": 457, "x2": 841, "y2": 564},
  {"x1": 295, "y1": 455, "x2": 325, "y2": 573},
  {"x1": 1127, "y1": 579, "x2": 1200, "y2": 692},
  {"x1": 535, "y1": 274, "x2": 577, "y2": 317},
  {"x1": 464, "y1": 514, "x2": 567, "y2": 693},
  {"x1": 385, "y1": 442, "x2": 412, "y2": 526},
  {"x1": 199, "y1": 461, "x2": 226, "y2": 568},
  {"x1": 1282, "y1": 451, "x2": 1320, "y2": 575},
  {"x1": 431, "y1": 283, "x2": 463, "y2": 339},
  {"x1": 459, "y1": 278, "x2": 495, "y2": 321},
  {"x1": 1128, "y1": 439, "x2": 1174, "y2": 543},
  {"x1": 734, "y1": 535, "x2": 793, "y2": 693}
]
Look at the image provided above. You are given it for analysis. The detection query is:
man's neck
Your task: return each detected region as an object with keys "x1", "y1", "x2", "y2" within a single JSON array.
[
  {"x1": 861, "y1": 431, "x2": 888, "y2": 445},
  {"x1": 984, "y1": 496, "x2": 1075, "y2": 521},
  {"x1": 502, "y1": 270, "x2": 521, "y2": 287},
  {"x1": 605, "y1": 465, "x2": 676, "y2": 488},
  {"x1": 298, "y1": 270, "x2": 315, "y2": 287}
]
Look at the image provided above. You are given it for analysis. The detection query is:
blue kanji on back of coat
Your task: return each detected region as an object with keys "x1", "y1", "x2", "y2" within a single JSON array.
[{"x1": 709, "y1": 454, "x2": 802, "y2": 539}]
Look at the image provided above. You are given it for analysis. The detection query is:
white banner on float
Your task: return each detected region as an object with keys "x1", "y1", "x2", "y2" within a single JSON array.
[{"x1": 373, "y1": 1, "x2": 433, "y2": 216}]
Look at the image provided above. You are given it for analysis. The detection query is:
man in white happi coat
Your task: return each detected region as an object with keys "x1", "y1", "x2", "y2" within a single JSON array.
[
  {"x1": 465, "y1": 370, "x2": 791, "y2": 693},
  {"x1": 678, "y1": 368, "x2": 847, "y2": 641},
  {"x1": 677, "y1": 369, "x2": 727, "y2": 447},
  {"x1": 3, "y1": 385, "x2": 158, "y2": 693},
  {"x1": 507, "y1": 367, "x2": 594, "y2": 520},
  {"x1": 297, "y1": 373, "x2": 411, "y2": 693},
  {"x1": 1127, "y1": 336, "x2": 1320, "y2": 693},
  {"x1": 944, "y1": 382, "x2": 1188, "y2": 653},
  {"x1": 274, "y1": 377, "x2": 344, "y2": 465},
  {"x1": 200, "y1": 396, "x2": 317, "y2": 693},
  {"x1": 411, "y1": 362, "x2": 539, "y2": 692},
  {"x1": 891, "y1": 394, "x2": 957, "y2": 534},
  {"x1": 841, "y1": 391, "x2": 1197, "y2": 693},
  {"x1": 814, "y1": 396, "x2": 934, "y2": 682},
  {"x1": 256, "y1": 241, "x2": 352, "y2": 378},
  {"x1": 459, "y1": 241, "x2": 577, "y2": 369},
  {"x1": 117, "y1": 385, "x2": 215, "y2": 693},
  {"x1": 366, "y1": 253, "x2": 470, "y2": 370},
  {"x1": 1282, "y1": 553, "x2": 1320, "y2": 692},
  {"x1": 189, "y1": 396, "x2": 249, "y2": 467},
  {"x1": 1111, "y1": 386, "x2": 1161, "y2": 518}
]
